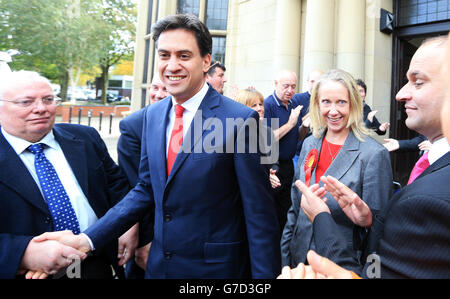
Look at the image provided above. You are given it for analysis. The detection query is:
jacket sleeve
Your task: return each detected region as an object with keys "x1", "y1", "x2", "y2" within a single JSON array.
[
  {"x1": 235, "y1": 111, "x2": 281, "y2": 278},
  {"x1": 118, "y1": 118, "x2": 142, "y2": 187},
  {"x1": 280, "y1": 162, "x2": 301, "y2": 267},
  {"x1": 397, "y1": 134, "x2": 427, "y2": 152},
  {"x1": 85, "y1": 115, "x2": 154, "y2": 252},
  {"x1": 312, "y1": 213, "x2": 363, "y2": 275},
  {"x1": 0, "y1": 234, "x2": 33, "y2": 279}
]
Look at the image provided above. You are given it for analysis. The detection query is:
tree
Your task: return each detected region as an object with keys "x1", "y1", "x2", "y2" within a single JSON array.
[
  {"x1": 0, "y1": 0, "x2": 114, "y2": 101},
  {"x1": 96, "y1": 0, "x2": 136, "y2": 104}
]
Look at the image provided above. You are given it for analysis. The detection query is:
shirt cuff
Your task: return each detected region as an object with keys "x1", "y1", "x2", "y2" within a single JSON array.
[{"x1": 81, "y1": 233, "x2": 95, "y2": 251}]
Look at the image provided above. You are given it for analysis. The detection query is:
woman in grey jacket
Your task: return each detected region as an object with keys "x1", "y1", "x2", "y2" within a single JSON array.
[{"x1": 281, "y1": 69, "x2": 392, "y2": 270}]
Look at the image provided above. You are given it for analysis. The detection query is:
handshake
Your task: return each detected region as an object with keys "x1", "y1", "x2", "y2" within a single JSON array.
[{"x1": 19, "y1": 231, "x2": 92, "y2": 279}]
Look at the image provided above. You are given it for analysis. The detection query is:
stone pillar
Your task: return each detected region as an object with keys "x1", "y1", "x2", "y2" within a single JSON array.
[
  {"x1": 302, "y1": 0, "x2": 336, "y2": 90},
  {"x1": 157, "y1": 0, "x2": 177, "y2": 18},
  {"x1": 273, "y1": 0, "x2": 302, "y2": 78},
  {"x1": 335, "y1": 0, "x2": 366, "y2": 79},
  {"x1": 130, "y1": 0, "x2": 151, "y2": 112}
]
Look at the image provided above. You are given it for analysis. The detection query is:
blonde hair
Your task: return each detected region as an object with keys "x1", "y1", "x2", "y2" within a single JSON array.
[
  {"x1": 235, "y1": 88, "x2": 264, "y2": 108},
  {"x1": 309, "y1": 69, "x2": 371, "y2": 141}
]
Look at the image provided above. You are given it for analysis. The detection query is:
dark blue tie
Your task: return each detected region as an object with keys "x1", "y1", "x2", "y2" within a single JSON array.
[{"x1": 28, "y1": 143, "x2": 81, "y2": 234}]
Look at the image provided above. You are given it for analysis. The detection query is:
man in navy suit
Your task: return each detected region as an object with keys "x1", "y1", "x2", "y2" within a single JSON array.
[
  {"x1": 37, "y1": 14, "x2": 281, "y2": 279},
  {"x1": 0, "y1": 71, "x2": 134, "y2": 279},
  {"x1": 117, "y1": 75, "x2": 169, "y2": 278},
  {"x1": 279, "y1": 36, "x2": 450, "y2": 279}
]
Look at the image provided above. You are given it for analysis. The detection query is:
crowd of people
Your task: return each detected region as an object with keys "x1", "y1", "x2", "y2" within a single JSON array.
[{"x1": 0, "y1": 14, "x2": 448, "y2": 279}]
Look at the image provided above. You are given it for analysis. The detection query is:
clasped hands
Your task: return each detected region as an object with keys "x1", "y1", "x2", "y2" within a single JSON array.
[
  {"x1": 19, "y1": 231, "x2": 91, "y2": 279},
  {"x1": 22, "y1": 224, "x2": 139, "y2": 279}
]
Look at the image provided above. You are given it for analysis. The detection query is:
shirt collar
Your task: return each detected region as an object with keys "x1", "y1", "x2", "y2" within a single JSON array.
[
  {"x1": 171, "y1": 82, "x2": 209, "y2": 114},
  {"x1": 272, "y1": 92, "x2": 292, "y2": 107},
  {"x1": 428, "y1": 137, "x2": 450, "y2": 165},
  {"x1": 1, "y1": 127, "x2": 57, "y2": 155}
]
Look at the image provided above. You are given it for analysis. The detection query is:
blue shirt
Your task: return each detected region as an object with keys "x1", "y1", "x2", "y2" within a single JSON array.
[{"x1": 264, "y1": 92, "x2": 308, "y2": 160}]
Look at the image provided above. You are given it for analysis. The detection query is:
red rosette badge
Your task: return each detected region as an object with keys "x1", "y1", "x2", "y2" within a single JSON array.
[{"x1": 304, "y1": 149, "x2": 319, "y2": 186}]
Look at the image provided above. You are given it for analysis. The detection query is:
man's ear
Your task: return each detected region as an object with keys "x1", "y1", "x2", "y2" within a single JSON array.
[{"x1": 203, "y1": 54, "x2": 212, "y2": 74}]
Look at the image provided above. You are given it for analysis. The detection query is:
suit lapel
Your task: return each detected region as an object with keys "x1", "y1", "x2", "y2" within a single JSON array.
[
  {"x1": 166, "y1": 87, "x2": 220, "y2": 186},
  {"x1": 323, "y1": 131, "x2": 360, "y2": 181},
  {"x1": 0, "y1": 130, "x2": 50, "y2": 215},
  {"x1": 150, "y1": 99, "x2": 172, "y2": 188},
  {"x1": 308, "y1": 137, "x2": 324, "y2": 185},
  {"x1": 417, "y1": 151, "x2": 450, "y2": 181},
  {"x1": 53, "y1": 125, "x2": 89, "y2": 197}
]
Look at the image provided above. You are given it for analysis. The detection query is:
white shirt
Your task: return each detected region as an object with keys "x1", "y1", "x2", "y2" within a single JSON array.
[
  {"x1": 428, "y1": 137, "x2": 450, "y2": 165},
  {"x1": 165, "y1": 82, "x2": 209, "y2": 155},
  {"x1": 2, "y1": 128, "x2": 98, "y2": 232}
]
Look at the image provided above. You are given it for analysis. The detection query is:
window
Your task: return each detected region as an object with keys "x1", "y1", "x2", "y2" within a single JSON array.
[
  {"x1": 178, "y1": 0, "x2": 200, "y2": 16},
  {"x1": 109, "y1": 80, "x2": 122, "y2": 88},
  {"x1": 398, "y1": 0, "x2": 450, "y2": 26},
  {"x1": 212, "y1": 36, "x2": 226, "y2": 62},
  {"x1": 177, "y1": 0, "x2": 228, "y2": 63},
  {"x1": 206, "y1": 0, "x2": 229, "y2": 30}
]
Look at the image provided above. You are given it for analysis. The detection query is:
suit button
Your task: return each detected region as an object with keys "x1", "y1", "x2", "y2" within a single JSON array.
[
  {"x1": 164, "y1": 214, "x2": 172, "y2": 222},
  {"x1": 164, "y1": 252, "x2": 172, "y2": 260}
]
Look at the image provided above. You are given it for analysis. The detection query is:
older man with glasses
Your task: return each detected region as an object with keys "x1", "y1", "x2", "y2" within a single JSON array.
[{"x1": 0, "y1": 70, "x2": 135, "y2": 279}]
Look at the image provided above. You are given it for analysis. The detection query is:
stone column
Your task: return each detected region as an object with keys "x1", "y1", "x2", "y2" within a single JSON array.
[
  {"x1": 273, "y1": 0, "x2": 302, "y2": 77},
  {"x1": 336, "y1": 0, "x2": 366, "y2": 79},
  {"x1": 302, "y1": 0, "x2": 336, "y2": 90}
]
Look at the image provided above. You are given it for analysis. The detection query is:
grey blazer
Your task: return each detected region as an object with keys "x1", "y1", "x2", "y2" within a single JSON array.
[{"x1": 280, "y1": 130, "x2": 393, "y2": 267}]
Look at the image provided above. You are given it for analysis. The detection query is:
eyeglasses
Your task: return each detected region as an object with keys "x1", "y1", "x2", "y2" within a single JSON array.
[{"x1": 0, "y1": 96, "x2": 58, "y2": 108}]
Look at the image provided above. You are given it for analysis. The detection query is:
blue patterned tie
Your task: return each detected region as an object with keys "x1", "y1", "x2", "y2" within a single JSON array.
[{"x1": 28, "y1": 143, "x2": 81, "y2": 234}]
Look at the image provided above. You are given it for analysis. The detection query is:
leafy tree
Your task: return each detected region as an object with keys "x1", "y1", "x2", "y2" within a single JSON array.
[
  {"x1": 0, "y1": 0, "x2": 114, "y2": 101},
  {"x1": 96, "y1": 0, "x2": 136, "y2": 104}
]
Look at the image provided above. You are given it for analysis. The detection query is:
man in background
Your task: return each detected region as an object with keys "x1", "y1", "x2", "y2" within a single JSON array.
[{"x1": 206, "y1": 61, "x2": 227, "y2": 94}]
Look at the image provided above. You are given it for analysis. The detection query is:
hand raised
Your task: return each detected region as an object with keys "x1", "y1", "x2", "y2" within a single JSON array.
[
  {"x1": 418, "y1": 140, "x2": 432, "y2": 151},
  {"x1": 367, "y1": 110, "x2": 377, "y2": 123},
  {"x1": 288, "y1": 105, "x2": 303, "y2": 127},
  {"x1": 295, "y1": 180, "x2": 330, "y2": 223},
  {"x1": 320, "y1": 176, "x2": 372, "y2": 227},
  {"x1": 379, "y1": 122, "x2": 390, "y2": 132},
  {"x1": 383, "y1": 138, "x2": 400, "y2": 152},
  {"x1": 269, "y1": 169, "x2": 281, "y2": 189}
]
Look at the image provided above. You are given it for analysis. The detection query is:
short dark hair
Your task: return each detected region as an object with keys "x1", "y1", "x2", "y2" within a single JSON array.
[
  {"x1": 356, "y1": 79, "x2": 367, "y2": 93},
  {"x1": 152, "y1": 14, "x2": 212, "y2": 57},
  {"x1": 207, "y1": 61, "x2": 226, "y2": 76}
]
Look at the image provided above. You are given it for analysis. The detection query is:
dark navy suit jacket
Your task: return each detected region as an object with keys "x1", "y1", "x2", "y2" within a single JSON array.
[
  {"x1": 118, "y1": 107, "x2": 148, "y2": 187},
  {"x1": 85, "y1": 86, "x2": 281, "y2": 278},
  {"x1": 312, "y1": 152, "x2": 450, "y2": 278},
  {"x1": 0, "y1": 124, "x2": 130, "y2": 278}
]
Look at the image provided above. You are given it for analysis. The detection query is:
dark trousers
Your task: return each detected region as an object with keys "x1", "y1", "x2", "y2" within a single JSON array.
[
  {"x1": 125, "y1": 258, "x2": 146, "y2": 279},
  {"x1": 57, "y1": 254, "x2": 116, "y2": 279},
  {"x1": 272, "y1": 160, "x2": 295, "y2": 237}
]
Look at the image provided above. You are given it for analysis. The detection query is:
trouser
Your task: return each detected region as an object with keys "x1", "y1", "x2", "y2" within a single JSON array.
[{"x1": 272, "y1": 159, "x2": 295, "y2": 237}]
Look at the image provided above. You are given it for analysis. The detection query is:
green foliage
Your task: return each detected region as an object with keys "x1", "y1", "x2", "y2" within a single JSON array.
[{"x1": 0, "y1": 0, "x2": 137, "y2": 101}]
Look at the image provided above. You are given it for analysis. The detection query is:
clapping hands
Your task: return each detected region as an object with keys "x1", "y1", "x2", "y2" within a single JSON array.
[{"x1": 295, "y1": 176, "x2": 373, "y2": 228}]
